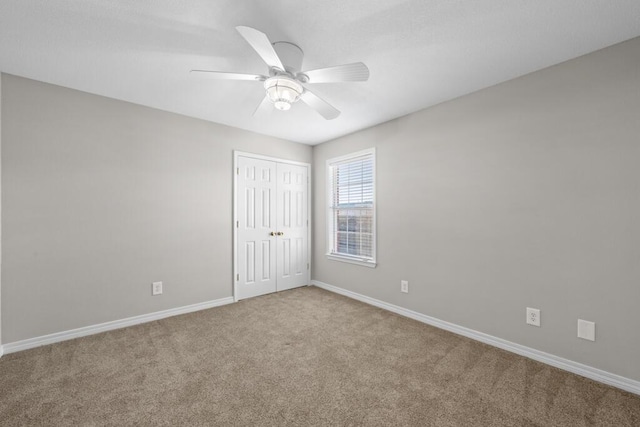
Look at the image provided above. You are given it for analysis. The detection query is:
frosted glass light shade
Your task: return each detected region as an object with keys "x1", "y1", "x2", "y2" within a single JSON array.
[{"x1": 264, "y1": 76, "x2": 303, "y2": 111}]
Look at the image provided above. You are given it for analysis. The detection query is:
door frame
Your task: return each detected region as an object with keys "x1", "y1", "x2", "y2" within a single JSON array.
[{"x1": 233, "y1": 151, "x2": 311, "y2": 302}]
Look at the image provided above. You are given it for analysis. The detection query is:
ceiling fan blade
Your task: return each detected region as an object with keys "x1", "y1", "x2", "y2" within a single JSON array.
[
  {"x1": 236, "y1": 26, "x2": 285, "y2": 71},
  {"x1": 190, "y1": 70, "x2": 266, "y2": 81},
  {"x1": 303, "y1": 62, "x2": 370, "y2": 83},
  {"x1": 253, "y1": 96, "x2": 273, "y2": 116},
  {"x1": 300, "y1": 89, "x2": 340, "y2": 120}
]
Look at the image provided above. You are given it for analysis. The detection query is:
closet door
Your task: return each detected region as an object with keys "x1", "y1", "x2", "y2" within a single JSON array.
[
  {"x1": 235, "y1": 153, "x2": 309, "y2": 300},
  {"x1": 276, "y1": 163, "x2": 308, "y2": 291},
  {"x1": 236, "y1": 156, "x2": 277, "y2": 300}
]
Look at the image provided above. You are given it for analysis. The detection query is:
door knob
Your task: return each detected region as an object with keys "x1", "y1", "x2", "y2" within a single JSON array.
[
  {"x1": 270, "y1": 231, "x2": 276, "y2": 236},
  {"x1": 277, "y1": 231, "x2": 284, "y2": 236}
]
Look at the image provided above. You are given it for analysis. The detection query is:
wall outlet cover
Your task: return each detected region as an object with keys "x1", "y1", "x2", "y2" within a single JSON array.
[
  {"x1": 578, "y1": 319, "x2": 596, "y2": 341},
  {"x1": 526, "y1": 307, "x2": 541, "y2": 327},
  {"x1": 152, "y1": 281, "x2": 163, "y2": 296},
  {"x1": 400, "y1": 280, "x2": 409, "y2": 293}
]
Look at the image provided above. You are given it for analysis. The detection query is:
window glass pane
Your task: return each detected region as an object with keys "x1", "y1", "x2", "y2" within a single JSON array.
[
  {"x1": 336, "y1": 232, "x2": 348, "y2": 254},
  {"x1": 360, "y1": 233, "x2": 373, "y2": 257},
  {"x1": 347, "y1": 211, "x2": 357, "y2": 232},
  {"x1": 337, "y1": 211, "x2": 348, "y2": 232},
  {"x1": 358, "y1": 211, "x2": 372, "y2": 233}
]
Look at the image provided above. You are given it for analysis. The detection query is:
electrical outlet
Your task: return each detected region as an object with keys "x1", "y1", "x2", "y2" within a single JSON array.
[
  {"x1": 400, "y1": 280, "x2": 409, "y2": 293},
  {"x1": 578, "y1": 319, "x2": 595, "y2": 341},
  {"x1": 152, "y1": 281, "x2": 163, "y2": 296},
  {"x1": 526, "y1": 307, "x2": 540, "y2": 327}
]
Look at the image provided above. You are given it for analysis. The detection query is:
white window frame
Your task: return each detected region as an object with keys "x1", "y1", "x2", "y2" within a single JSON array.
[{"x1": 326, "y1": 148, "x2": 377, "y2": 268}]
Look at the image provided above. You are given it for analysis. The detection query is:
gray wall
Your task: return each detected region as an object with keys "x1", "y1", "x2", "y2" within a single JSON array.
[
  {"x1": 312, "y1": 37, "x2": 640, "y2": 381},
  {"x1": 1, "y1": 74, "x2": 311, "y2": 343},
  {"x1": 0, "y1": 74, "x2": 2, "y2": 348}
]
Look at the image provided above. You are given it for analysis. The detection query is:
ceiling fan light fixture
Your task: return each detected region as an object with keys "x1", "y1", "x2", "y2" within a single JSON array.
[
  {"x1": 274, "y1": 100, "x2": 291, "y2": 111},
  {"x1": 264, "y1": 76, "x2": 303, "y2": 111},
  {"x1": 192, "y1": 26, "x2": 368, "y2": 119}
]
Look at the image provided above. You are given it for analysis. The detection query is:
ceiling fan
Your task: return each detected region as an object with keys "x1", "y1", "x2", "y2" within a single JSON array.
[{"x1": 191, "y1": 26, "x2": 370, "y2": 120}]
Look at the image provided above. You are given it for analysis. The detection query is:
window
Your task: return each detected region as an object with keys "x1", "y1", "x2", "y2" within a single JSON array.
[{"x1": 326, "y1": 148, "x2": 376, "y2": 267}]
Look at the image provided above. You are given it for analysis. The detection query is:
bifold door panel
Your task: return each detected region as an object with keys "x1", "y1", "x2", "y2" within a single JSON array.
[{"x1": 275, "y1": 162, "x2": 308, "y2": 292}]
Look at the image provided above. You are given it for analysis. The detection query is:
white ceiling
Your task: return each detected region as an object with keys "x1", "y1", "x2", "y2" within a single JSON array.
[{"x1": 1, "y1": 1, "x2": 639, "y2": 145}]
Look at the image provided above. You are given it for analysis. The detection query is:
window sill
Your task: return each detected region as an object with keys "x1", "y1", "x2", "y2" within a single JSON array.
[{"x1": 326, "y1": 254, "x2": 377, "y2": 268}]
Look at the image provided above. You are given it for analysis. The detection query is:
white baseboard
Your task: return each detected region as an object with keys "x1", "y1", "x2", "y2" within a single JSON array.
[
  {"x1": 1, "y1": 296, "x2": 235, "y2": 355},
  {"x1": 312, "y1": 280, "x2": 640, "y2": 396}
]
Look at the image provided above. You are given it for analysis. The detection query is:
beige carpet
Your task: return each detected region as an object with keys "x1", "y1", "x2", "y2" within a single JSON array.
[{"x1": 1, "y1": 286, "x2": 639, "y2": 426}]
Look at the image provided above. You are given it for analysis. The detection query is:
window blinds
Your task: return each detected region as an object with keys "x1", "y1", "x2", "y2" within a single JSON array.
[{"x1": 329, "y1": 154, "x2": 374, "y2": 260}]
